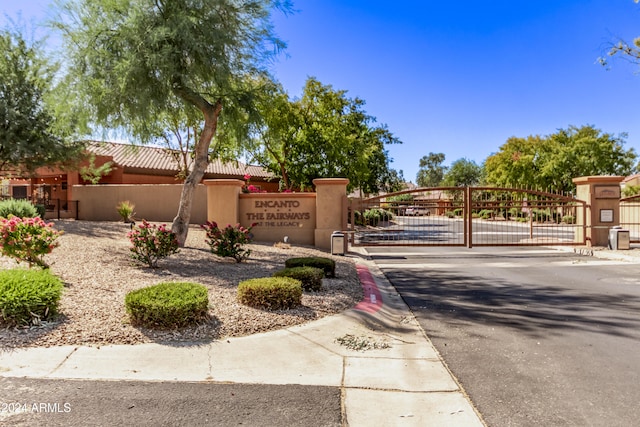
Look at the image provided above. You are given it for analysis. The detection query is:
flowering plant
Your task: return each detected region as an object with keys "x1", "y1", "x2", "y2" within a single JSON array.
[
  {"x1": 241, "y1": 174, "x2": 264, "y2": 193},
  {"x1": 127, "y1": 220, "x2": 179, "y2": 268},
  {"x1": 201, "y1": 221, "x2": 257, "y2": 263},
  {"x1": 0, "y1": 216, "x2": 62, "y2": 268}
]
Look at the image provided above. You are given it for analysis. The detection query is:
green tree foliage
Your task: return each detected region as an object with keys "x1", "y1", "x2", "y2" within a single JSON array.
[
  {"x1": 0, "y1": 30, "x2": 83, "y2": 174},
  {"x1": 416, "y1": 152, "x2": 447, "y2": 187},
  {"x1": 250, "y1": 77, "x2": 402, "y2": 193},
  {"x1": 55, "y1": 0, "x2": 289, "y2": 244},
  {"x1": 599, "y1": 0, "x2": 640, "y2": 68},
  {"x1": 484, "y1": 125, "x2": 637, "y2": 193},
  {"x1": 442, "y1": 158, "x2": 483, "y2": 187}
]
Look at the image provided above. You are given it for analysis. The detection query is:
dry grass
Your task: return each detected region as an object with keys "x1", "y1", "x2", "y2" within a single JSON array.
[{"x1": 0, "y1": 220, "x2": 362, "y2": 349}]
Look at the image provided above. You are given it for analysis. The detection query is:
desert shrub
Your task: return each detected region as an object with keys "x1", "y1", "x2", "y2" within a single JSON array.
[
  {"x1": 453, "y1": 208, "x2": 463, "y2": 217},
  {"x1": 0, "y1": 199, "x2": 38, "y2": 219},
  {"x1": 237, "y1": 277, "x2": 302, "y2": 310},
  {"x1": 0, "y1": 216, "x2": 62, "y2": 268},
  {"x1": 0, "y1": 268, "x2": 63, "y2": 325},
  {"x1": 125, "y1": 282, "x2": 209, "y2": 328},
  {"x1": 273, "y1": 266, "x2": 324, "y2": 292},
  {"x1": 127, "y1": 220, "x2": 179, "y2": 268},
  {"x1": 34, "y1": 204, "x2": 46, "y2": 218},
  {"x1": 445, "y1": 210, "x2": 456, "y2": 218},
  {"x1": 478, "y1": 209, "x2": 493, "y2": 219},
  {"x1": 285, "y1": 256, "x2": 336, "y2": 278},
  {"x1": 352, "y1": 210, "x2": 364, "y2": 226},
  {"x1": 363, "y1": 208, "x2": 394, "y2": 226},
  {"x1": 562, "y1": 215, "x2": 576, "y2": 224},
  {"x1": 116, "y1": 200, "x2": 136, "y2": 223},
  {"x1": 201, "y1": 221, "x2": 255, "y2": 263}
]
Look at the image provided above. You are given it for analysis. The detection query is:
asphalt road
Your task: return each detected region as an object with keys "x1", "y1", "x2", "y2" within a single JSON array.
[
  {"x1": 371, "y1": 246, "x2": 640, "y2": 427},
  {"x1": 357, "y1": 216, "x2": 575, "y2": 246},
  {"x1": 0, "y1": 378, "x2": 341, "y2": 426}
]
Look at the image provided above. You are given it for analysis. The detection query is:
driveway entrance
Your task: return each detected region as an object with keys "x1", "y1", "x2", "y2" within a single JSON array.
[{"x1": 370, "y1": 246, "x2": 640, "y2": 427}]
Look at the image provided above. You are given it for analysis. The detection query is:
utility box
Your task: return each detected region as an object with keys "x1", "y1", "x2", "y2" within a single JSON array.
[
  {"x1": 331, "y1": 231, "x2": 345, "y2": 255},
  {"x1": 609, "y1": 227, "x2": 630, "y2": 250}
]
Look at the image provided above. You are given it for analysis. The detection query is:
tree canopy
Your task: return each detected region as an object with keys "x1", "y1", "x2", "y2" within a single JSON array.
[
  {"x1": 416, "y1": 152, "x2": 447, "y2": 187},
  {"x1": 249, "y1": 77, "x2": 402, "y2": 194},
  {"x1": 0, "y1": 29, "x2": 82, "y2": 175},
  {"x1": 55, "y1": 0, "x2": 290, "y2": 244},
  {"x1": 442, "y1": 158, "x2": 483, "y2": 187},
  {"x1": 484, "y1": 125, "x2": 637, "y2": 193}
]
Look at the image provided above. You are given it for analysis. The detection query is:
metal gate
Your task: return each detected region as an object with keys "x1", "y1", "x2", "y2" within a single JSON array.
[
  {"x1": 620, "y1": 194, "x2": 640, "y2": 243},
  {"x1": 350, "y1": 187, "x2": 586, "y2": 247}
]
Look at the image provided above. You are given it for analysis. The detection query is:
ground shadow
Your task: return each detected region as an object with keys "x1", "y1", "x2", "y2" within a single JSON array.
[{"x1": 381, "y1": 262, "x2": 640, "y2": 340}]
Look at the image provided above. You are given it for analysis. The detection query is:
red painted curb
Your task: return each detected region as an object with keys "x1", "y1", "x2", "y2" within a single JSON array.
[{"x1": 353, "y1": 264, "x2": 383, "y2": 313}]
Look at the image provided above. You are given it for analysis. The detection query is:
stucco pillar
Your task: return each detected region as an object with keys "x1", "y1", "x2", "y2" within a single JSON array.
[
  {"x1": 572, "y1": 176, "x2": 624, "y2": 247},
  {"x1": 313, "y1": 178, "x2": 349, "y2": 250},
  {"x1": 203, "y1": 179, "x2": 244, "y2": 227}
]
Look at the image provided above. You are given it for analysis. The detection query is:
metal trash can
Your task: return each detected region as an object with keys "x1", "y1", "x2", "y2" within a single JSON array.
[
  {"x1": 331, "y1": 231, "x2": 345, "y2": 255},
  {"x1": 609, "y1": 227, "x2": 630, "y2": 250}
]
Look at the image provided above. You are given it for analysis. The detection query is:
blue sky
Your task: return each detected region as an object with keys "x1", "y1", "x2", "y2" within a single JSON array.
[{"x1": 4, "y1": 1, "x2": 640, "y2": 182}]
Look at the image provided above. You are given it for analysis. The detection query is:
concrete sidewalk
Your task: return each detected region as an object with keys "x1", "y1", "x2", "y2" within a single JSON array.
[{"x1": 0, "y1": 257, "x2": 485, "y2": 426}]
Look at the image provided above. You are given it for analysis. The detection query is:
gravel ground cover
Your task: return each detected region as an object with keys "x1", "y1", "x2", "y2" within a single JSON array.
[{"x1": 0, "y1": 220, "x2": 361, "y2": 349}]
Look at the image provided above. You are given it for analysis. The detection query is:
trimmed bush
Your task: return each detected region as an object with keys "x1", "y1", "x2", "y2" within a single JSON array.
[
  {"x1": 0, "y1": 199, "x2": 39, "y2": 219},
  {"x1": 273, "y1": 266, "x2": 324, "y2": 292},
  {"x1": 0, "y1": 268, "x2": 64, "y2": 325},
  {"x1": 237, "y1": 277, "x2": 302, "y2": 310},
  {"x1": 285, "y1": 256, "x2": 336, "y2": 278},
  {"x1": 125, "y1": 282, "x2": 209, "y2": 328}
]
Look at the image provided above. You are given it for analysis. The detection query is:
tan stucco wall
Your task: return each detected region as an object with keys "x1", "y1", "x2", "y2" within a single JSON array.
[{"x1": 73, "y1": 184, "x2": 207, "y2": 224}]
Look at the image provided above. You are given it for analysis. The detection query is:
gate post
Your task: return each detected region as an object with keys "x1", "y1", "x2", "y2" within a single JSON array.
[
  {"x1": 203, "y1": 179, "x2": 244, "y2": 226},
  {"x1": 572, "y1": 176, "x2": 624, "y2": 247},
  {"x1": 313, "y1": 178, "x2": 349, "y2": 250}
]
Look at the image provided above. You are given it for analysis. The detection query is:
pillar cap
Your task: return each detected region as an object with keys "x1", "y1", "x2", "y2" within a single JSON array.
[
  {"x1": 312, "y1": 178, "x2": 349, "y2": 186},
  {"x1": 203, "y1": 179, "x2": 244, "y2": 187},
  {"x1": 572, "y1": 176, "x2": 625, "y2": 185}
]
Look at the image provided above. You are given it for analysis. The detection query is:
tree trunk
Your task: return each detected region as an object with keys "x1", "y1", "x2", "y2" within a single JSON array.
[{"x1": 171, "y1": 100, "x2": 223, "y2": 246}]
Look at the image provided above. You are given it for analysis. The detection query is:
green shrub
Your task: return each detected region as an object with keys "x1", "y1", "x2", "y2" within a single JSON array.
[
  {"x1": 34, "y1": 204, "x2": 46, "y2": 218},
  {"x1": 562, "y1": 215, "x2": 576, "y2": 224},
  {"x1": 0, "y1": 199, "x2": 38, "y2": 219},
  {"x1": 273, "y1": 266, "x2": 324, "y2": 292},
  {"x1": 237, "y1": 277, "x2": 302, "y2": 310},
  {"x1": 363, "y1": 208, "x2": 394, "y2": 226},
  {"x1": 0, "y1": 268, "x2": 63, "y2": 325},
  {"x1": 453, "y1": 208, "x2": 463, "y2": 217},
  {"x1": 125, "y1": 282, "x2": 209, "y2": 328},
  {"x1": 478, "y1": 209, "x2": 493, "y2": 219},
  {"x1": 201, "y1": 221, "x2": 255, "y2": 263},
  {"x1": 127, "y1": 220, "x2": 179, "y2": 268},
  {"x1": 445, "y1": 210, "x2": 456, "y2": 218},
  {"x1": 285, "y1": 256, "x2": 336, "y2": 278}
]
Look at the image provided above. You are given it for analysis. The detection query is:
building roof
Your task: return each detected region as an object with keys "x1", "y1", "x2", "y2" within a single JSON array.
[{"x1": 87, "y1": 141, "x2": 272, "y2": 179}]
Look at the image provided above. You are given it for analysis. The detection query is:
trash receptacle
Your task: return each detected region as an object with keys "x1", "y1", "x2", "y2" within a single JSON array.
[
  {"x1": 331, "y1": 231, "x2": 345, "y2": 255},
  {"x1": 609, "y1": 227, "x2": 630, "y2": 250}
]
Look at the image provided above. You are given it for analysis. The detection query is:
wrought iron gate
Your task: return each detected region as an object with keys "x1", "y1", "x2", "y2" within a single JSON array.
[
  {"x1": 620, "y1": 194, "x2": 640, "y2": 243},
  {"x1": 349, "y1": 187, "x2": 586, "y2": 247}
]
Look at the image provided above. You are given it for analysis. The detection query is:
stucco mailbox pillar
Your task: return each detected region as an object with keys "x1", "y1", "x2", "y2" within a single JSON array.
[
  {"x1": 203, "y1": 179, "x2": 244, "y2": 226},
  {"x1": 572, "y1": 175, "x2": 624, "y2": 247},
  {"x1": 313, "y1": 178, "x2": 349, "y2": 250}
]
